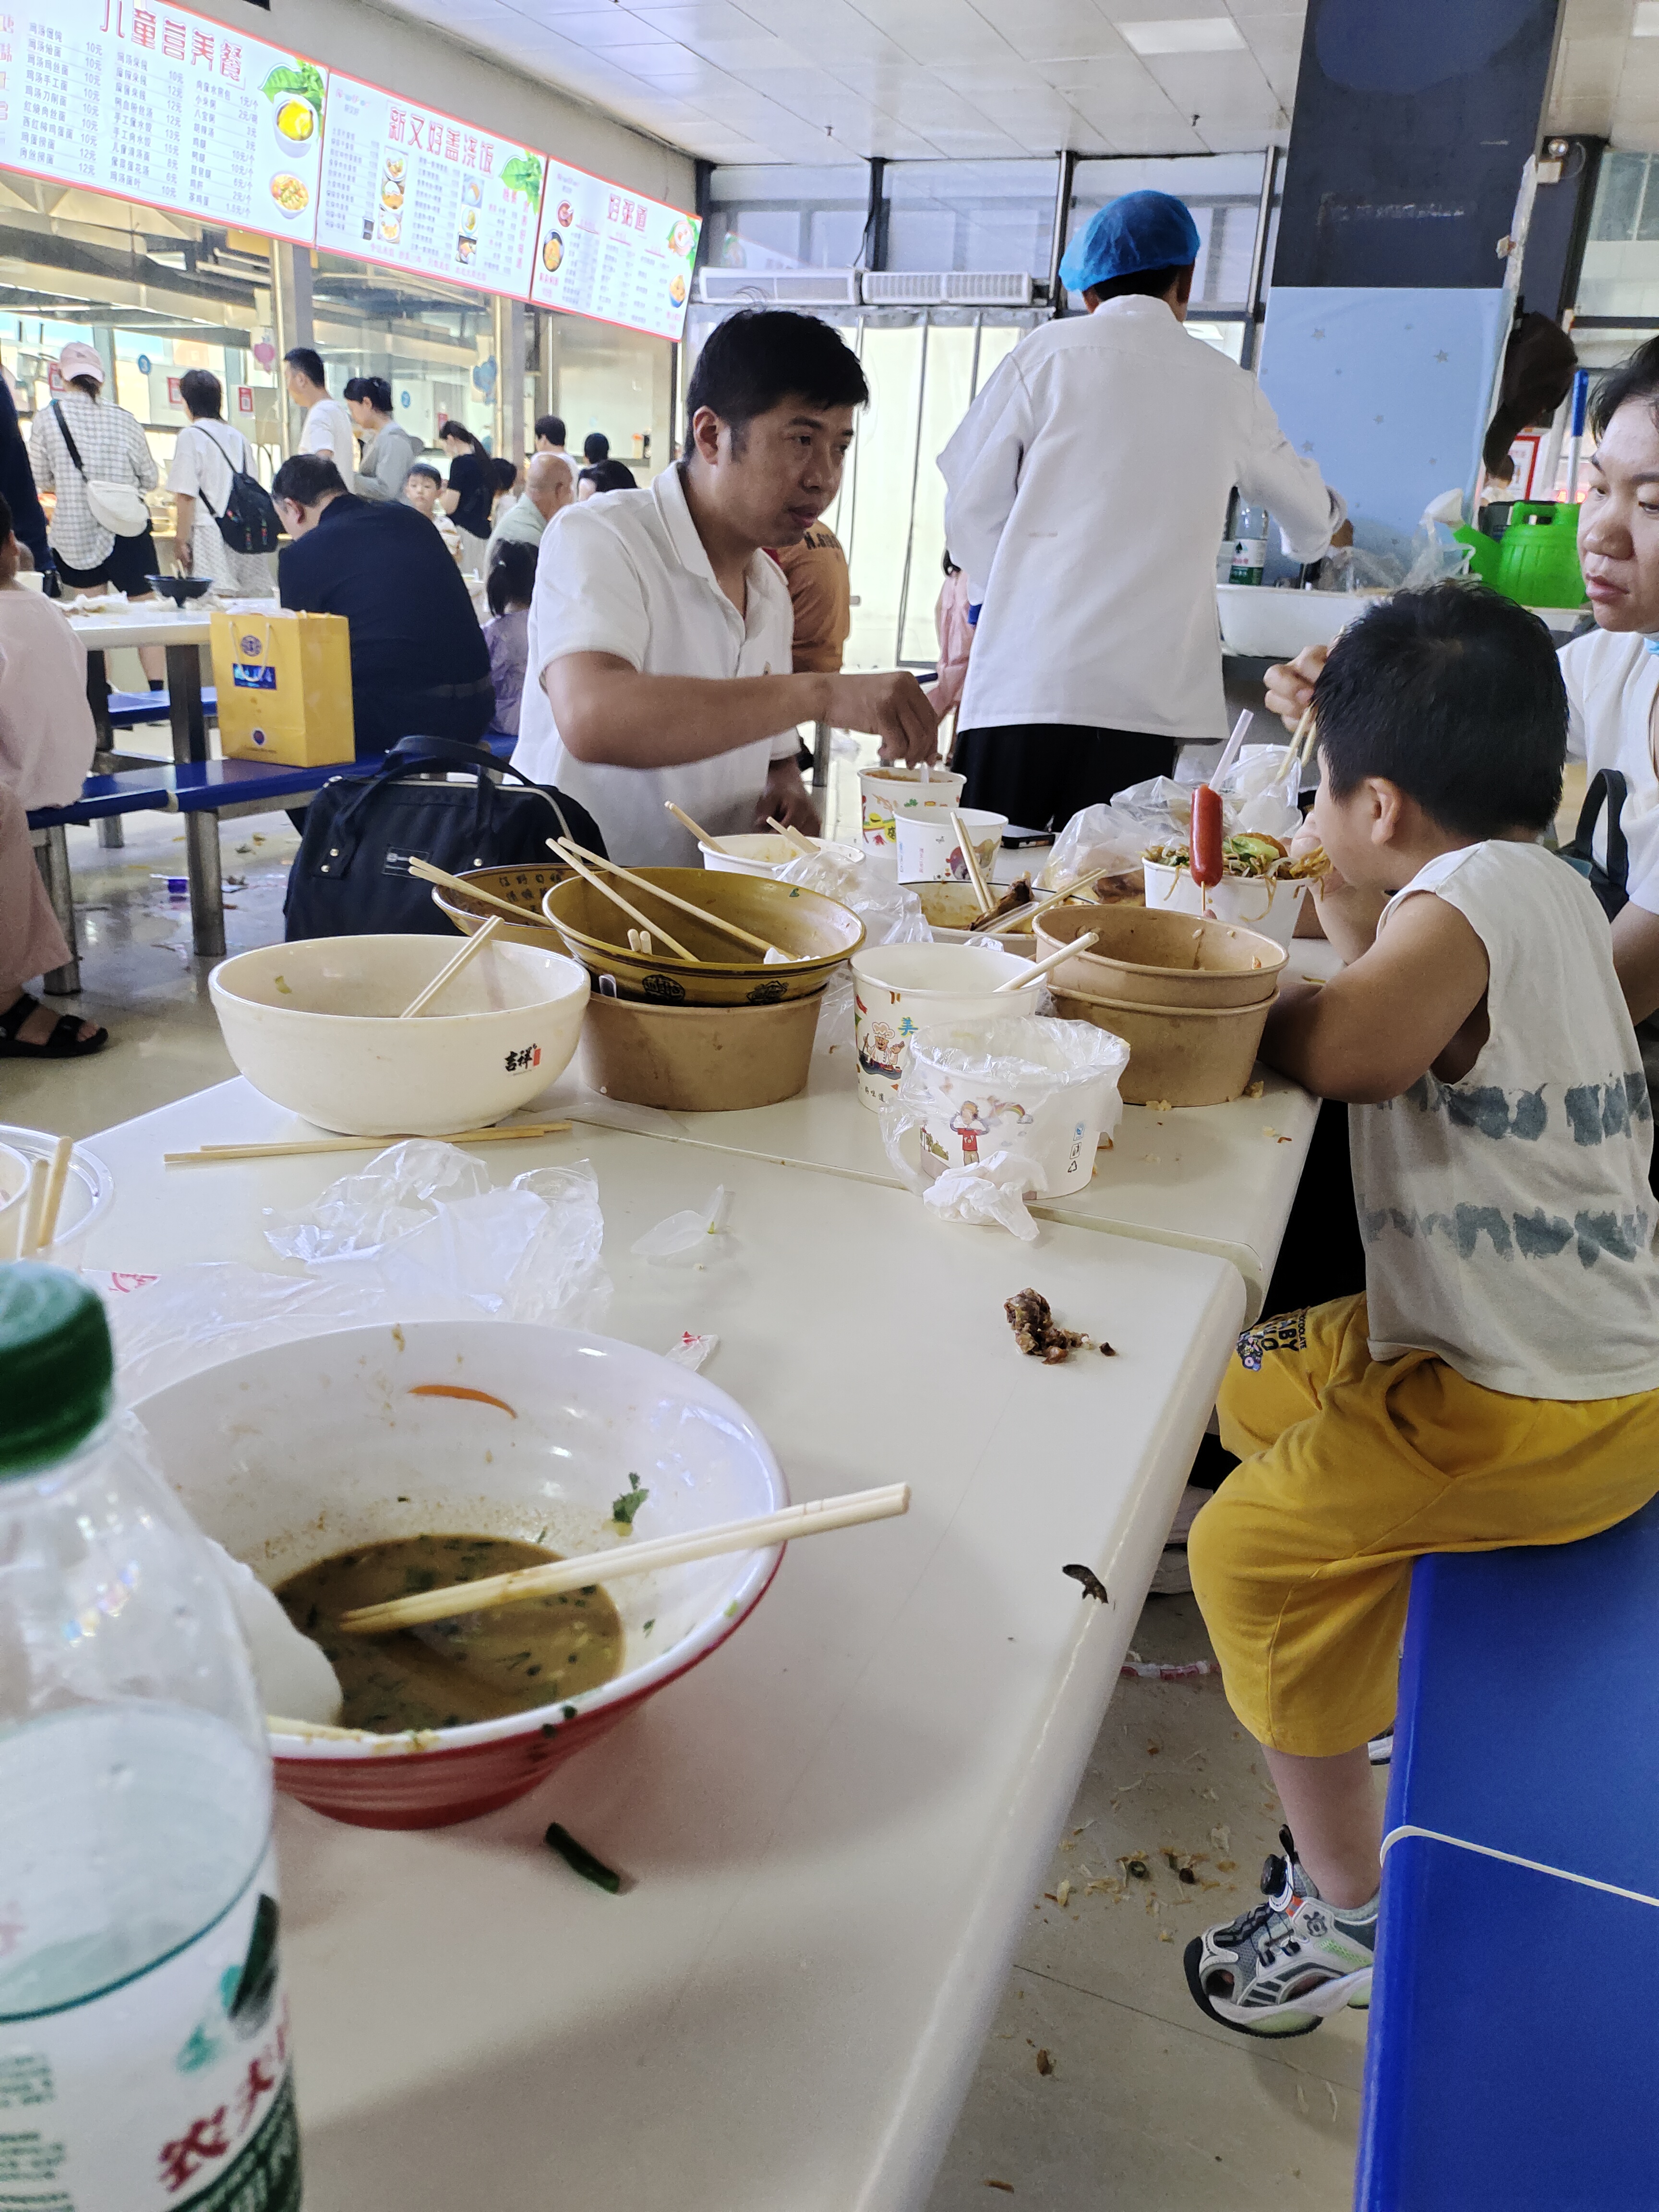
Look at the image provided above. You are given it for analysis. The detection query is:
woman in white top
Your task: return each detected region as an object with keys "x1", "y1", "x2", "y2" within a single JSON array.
[{"x1": 168, "y1": 370, "x2": 276, "y2": 596}]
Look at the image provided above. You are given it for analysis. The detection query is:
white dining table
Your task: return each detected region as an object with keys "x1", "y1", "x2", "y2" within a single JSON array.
[
  {"x1": 82, "y1": 1076, "x2": 1246, "y2": 2212},
  {"x1": 67, "y1": 604, "x2": 214, "y2": 767}
]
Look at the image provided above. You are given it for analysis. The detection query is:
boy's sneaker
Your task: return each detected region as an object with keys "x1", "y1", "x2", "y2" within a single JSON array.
[
  {"x1": 1368, "y1": 1726, "x2": 1394, "y2": 1766},
  {"x1": 1184, "y1": 1826, "x2": 1376, "y2": 2039}
]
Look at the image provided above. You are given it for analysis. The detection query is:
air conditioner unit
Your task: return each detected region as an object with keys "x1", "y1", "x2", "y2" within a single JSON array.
[
  {"x1": 697, "y1": 269, "x2": 861, "y2": 306},
  {"x1": 944, "y1": 271, "x2": 1034, "y2": 306},
  {"x1": 861, "y1": 272, "x2": 945, "y2": 304}
]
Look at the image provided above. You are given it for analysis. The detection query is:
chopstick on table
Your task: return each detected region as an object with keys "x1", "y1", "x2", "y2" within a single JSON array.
[
  {"x1": 993, "y1": 932, "x2": 1097, "y2": 992},
  {"x1": 397, "y1": 915, "x2": 503, "y2": 1018},
  {"x1": 553, "y1": 839, "x2": 790, "y2": 962},
  {"x1": 951, "y1": 809, "x2": 996, "y2": 917},
  {"x1": 547, "y1": 840, "x2": 701, "y2": 962},
  {"x1": 337, "y1": 1481, "x2": 912, "y2": 1635},
  {"x1": 164, "y1": 1122, "x2": 572, "y2": 1165}
]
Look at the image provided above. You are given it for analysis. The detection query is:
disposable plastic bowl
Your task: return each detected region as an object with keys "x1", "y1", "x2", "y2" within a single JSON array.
[
  {"x1": 543, "y1": 867, "x2": 863, "y2": 1007},
  {"x1": 1034, "y1": 903, "x2": 1286, "y2": 1007},
  {"x1": 1215, "y1": 583, "x2": 1364, "y2": 660},
  {"x1": 1142, "y1": 858, "x2": 1308, "y2": 952},
  {"x1": 849, "y1": 940, "x2": 1044, "y2": 1112},
  {"x1": 0, "y1": 1124, "x2": 114, "y2": 1269},
  {"x1": 209, "y1": 936, "x2": 590, "y2": 1137},
  {"x1": 698, "y1": 833, "x2": 865, "y2": 880},
  {"x1": 129, "y1": 1321, "x2": 789, "y2": 1829},
  {"x1": 431, "y1": 862, "x2": 574, "y2": 949}
]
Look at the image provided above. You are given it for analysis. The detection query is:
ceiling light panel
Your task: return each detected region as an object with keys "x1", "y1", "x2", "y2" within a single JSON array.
[{"x1": 1118, "y1": 17, "x2": 1249, "y2": 53}]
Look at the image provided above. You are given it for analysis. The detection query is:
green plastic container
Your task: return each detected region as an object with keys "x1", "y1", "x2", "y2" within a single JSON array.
[{"x1": 1454, "y1": 503, "x2": 1586, "y2": 609}]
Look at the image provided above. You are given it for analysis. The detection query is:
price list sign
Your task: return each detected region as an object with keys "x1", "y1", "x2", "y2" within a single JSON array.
[
  {"x1": 529, "y1": 162, "x2": 700, "y2": 341},
  {"x1": 314, "y1": 72, "x2": 544, "y2": 301},
  {"x1": 2, "y1": 0, "x2": 325, "y2": 243}
]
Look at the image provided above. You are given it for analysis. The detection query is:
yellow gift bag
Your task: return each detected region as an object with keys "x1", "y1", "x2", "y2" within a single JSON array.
[{"x1": 211, "y1": 609, "x2": 355, "y2": 766}]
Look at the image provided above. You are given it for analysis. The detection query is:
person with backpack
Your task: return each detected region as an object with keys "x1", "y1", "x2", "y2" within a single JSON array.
[{"x1": 168, "y1": 370, "x2": 278, "y2": 596}]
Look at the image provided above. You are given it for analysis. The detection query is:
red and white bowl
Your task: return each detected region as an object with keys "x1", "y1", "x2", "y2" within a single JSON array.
[{"x1": 130, "y1": 1321, "x2": 787, "y2": 1828}]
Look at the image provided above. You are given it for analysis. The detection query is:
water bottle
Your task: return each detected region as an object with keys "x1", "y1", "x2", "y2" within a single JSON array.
[
  {"x1": 0, "y1": 1265, "x2": 301, "y2": 2212},
  {"x1": 1228, "y1": 505, "x2": 1268, "y2": 586}
]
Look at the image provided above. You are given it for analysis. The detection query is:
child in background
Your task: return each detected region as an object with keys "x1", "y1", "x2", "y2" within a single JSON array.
[
  {"x1": 403, "y1": 463, "x2": 462, "y2": 562},
  {"x1": 483, "y1": 540, "x2": 536, "y2": 740},
  {"x1": 1185, "y1": 582, "x2": 1659, "y2": 2039}
]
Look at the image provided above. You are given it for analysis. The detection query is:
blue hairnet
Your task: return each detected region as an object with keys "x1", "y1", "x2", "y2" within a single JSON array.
[{"x1": 1058, "y1": 191, "x2": 1202, "y2": 294}]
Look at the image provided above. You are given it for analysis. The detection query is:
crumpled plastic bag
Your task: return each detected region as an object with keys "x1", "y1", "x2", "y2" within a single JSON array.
[
  {"x1": 112, "y1": 1141, "x2": 612, "y2": 1403},
  {"x1": 631, "y1": 1184, "x2": 732, "y2": 1264},
  {"x1": 774, "y1": 844, "x2": 930, "y2": 1059},
  {"x1": 923, "y1": 1147, "x2": 1046, "y2": 1241},
  {"x1": 880, "y1": 1016, "x2": 1130, "y2": 1236},
  {"x1": 1063, "y1": 753, "x2": 1304, "y2": 868},
  {"x1": 1040, "y1": 803, "x2": 1149, "y2": 893}
]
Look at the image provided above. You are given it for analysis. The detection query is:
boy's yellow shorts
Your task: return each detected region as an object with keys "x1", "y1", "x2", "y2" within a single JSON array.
[{"x1": 1188, "y1": 1294, "x2": 1659, "y2": 1757}]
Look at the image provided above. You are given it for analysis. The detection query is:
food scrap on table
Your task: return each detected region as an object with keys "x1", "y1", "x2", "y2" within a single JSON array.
[
  {"x1": 1062, "y1": 1563, "x2": 1109, "y2": 1605},
  {"x1": 1005, "y1": 1288, "x2": 1115, "y2": 1363},
  {"x1": 545, "y1": 1822, "x2": 624, "y2": 1893},
  {"x1": 664, "y1": 1330, "x2": 718, "y2": 1371}
]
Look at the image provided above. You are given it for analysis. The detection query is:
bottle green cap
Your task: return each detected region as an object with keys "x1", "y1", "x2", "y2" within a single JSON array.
[{"x1": 0, "y1": 1263, "x2": 114, "y2": 1477}]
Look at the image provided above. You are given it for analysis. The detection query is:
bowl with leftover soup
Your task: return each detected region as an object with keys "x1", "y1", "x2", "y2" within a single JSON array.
[{"x1": 130, "y1": 1322, "x2": 790, "y2": 1827}]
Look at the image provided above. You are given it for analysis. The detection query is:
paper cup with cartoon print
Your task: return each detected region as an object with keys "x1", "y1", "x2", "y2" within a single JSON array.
[
  {"x1": 858, "y1": 764, "x2": 966, "y2": 855},
  {"x1": 848, "y1": 941, "x2": 1041, "y2": 1112},
  {"x1": 890, "y1": 1016, "x2": 1130, "y2": 1197},
  {"x1": 894, "y1": 808, "x2": 1008, "y2": 883}
]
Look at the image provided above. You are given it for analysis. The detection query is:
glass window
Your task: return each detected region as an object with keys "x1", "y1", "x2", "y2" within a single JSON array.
[
  {"x1": 1070, "y1": 154, "x2": 1273, "y2": 311},
  {"x1": 707, "y1": 164, "x2": 870, "y2": 272},
  {"x1": 1591, "y1": 151, "x2": 1649, "y2": 243},
  {"x1": 882, "y1": 161, "x2": 1059, "y2": 278}
]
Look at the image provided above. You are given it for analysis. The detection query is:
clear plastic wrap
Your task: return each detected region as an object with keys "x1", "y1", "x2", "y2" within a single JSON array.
[
  {"x1": 775, "y1": 844, "x2": 930, "y2": 1058},
  {"x1": 881, "y1": 1016, "x2": 1130, "y2": 1237},
  {"x1": 111, "y1": 1141, "x2": 612, "y2": 1402}
]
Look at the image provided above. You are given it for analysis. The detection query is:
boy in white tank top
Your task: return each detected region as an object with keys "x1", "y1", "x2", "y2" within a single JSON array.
[{"x1": 1185, "y1": 582, "x2": 1659, "y2": 2041}]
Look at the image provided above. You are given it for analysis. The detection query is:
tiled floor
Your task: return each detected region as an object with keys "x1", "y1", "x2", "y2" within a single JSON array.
[{"x1": 17, "y1": 756, "x2": 1372, "y2": 2209}]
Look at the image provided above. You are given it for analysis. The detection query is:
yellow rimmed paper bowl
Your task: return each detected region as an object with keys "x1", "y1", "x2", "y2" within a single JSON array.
[
  {"x1": 541, "y1": 867, "x2": 863, "y2": 1007},
  {"x1": 431, "y1": 862, "x2": 574, "y2": 948}
]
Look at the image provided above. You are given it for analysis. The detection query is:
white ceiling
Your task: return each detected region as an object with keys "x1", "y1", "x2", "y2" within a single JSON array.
[{"x1": 374, "y1": 0, "x2": 1656, "y2": 170}]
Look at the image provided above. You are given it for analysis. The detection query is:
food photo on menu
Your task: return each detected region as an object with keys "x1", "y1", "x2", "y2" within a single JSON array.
[{"x1": 260, "y1": 56, "x2": 325, "y2": 228}]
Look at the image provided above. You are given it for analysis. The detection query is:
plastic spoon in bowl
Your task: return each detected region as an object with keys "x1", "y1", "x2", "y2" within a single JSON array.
[
  {"x1": 992, "y1": 931, "x2": 1099, "y2": 992},
  {"x1": 335, "y1": 1481, "x2": 912, "y2": 1635},
  {"x1": 397, "y1": 914, "x2": 503, "y2": 1019}
]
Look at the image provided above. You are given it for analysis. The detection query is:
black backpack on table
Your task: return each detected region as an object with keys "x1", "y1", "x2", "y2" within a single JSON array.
[{"x1": 283, "y1": 734, "x2": 605, "y2": 941}]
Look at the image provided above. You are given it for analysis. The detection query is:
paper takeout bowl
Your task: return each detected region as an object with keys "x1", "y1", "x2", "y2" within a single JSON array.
[
  {"x1": 542, "y1": 868, "x2": 863, "y2": 1007},
  {"x1": 1034, "y1": 903, "x2": 1286, "y2": 1007}
]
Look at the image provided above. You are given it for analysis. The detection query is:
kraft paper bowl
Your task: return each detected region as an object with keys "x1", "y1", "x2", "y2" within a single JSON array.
[
  {"x1": 542, "y1": 868, "x2": 863, "y2": 1007},
  {"x1": 1034, "y1": 903, "x2": 1286, "y2": 1008},
  {"x1": 433, "y1": 863, "x2": 575, "y2": 949},
  {"x1": 130, "y1": 1322, "x2": 789, "y2": 1829},
  {"x1": 209, "y1": 936, "x2": 589, "y2": 1137}
]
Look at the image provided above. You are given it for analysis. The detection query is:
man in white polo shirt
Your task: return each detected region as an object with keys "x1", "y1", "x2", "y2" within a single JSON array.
[{"x1": 514, "y1": 311, "x2": 939, "y2": 866}]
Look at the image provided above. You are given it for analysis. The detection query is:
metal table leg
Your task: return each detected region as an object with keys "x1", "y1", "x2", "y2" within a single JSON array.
[
  {"x1": 84, "y1": 648, "x2": 125, "y2": 848},
  {"x1": 811, "y1": 719, "x2": 832, "y2": 792},
  {"x1": 33, "y1": 825, "x2": 81, "y2": 995},
  {"x1": 166, "y1": 640, "x2": 208, "y2": 764},
  {"x1": 184, "y1": 811, "x2": 225, "y2": 961}
]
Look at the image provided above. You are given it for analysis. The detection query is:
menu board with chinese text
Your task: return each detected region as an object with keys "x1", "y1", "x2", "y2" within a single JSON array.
[
  {"x1": 313, "y1": 72, "x2": 543, "y2": 300},
  {"x1": 529, "y1": 161, "x2": 699, "y2": 340},
  {"x1": 3, "y1": 0, "x2": 325, "y2": 244}
]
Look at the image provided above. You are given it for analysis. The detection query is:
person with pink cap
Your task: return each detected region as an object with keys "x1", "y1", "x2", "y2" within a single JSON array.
[{"x1": 27, "y1": 342, "x2": 164, "y2": 681}]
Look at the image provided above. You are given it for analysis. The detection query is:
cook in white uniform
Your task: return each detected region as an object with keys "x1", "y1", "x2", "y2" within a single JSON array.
[
  {"x1": 514, "y1": 310, "x2": 938, "y2": 866},
  {"x1": 939, "y1": 191, "x2": 1344, "y2": 832}
]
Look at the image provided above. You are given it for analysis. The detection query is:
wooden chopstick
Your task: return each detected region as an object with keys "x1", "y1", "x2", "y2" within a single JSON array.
[
  {"x1": 968, "y1": 863, "x2": 1122, "y2": 937},
  {"x1": 992, "y1": 931, "x2": 1097, "y2": 992},
  {"x1": 164, "y1": 1122, "x2": 572, "y2": 1165},
  {"x1": 397, "y1": 914, "x2": 502, "y2": 1018},
  {"x1": 36, "y1": 1136, "x2": 73, "y2": 1252},
  {"x1": 337, "y1": 1480, "x2": 912, "y2": 1635},
  {"x1": 548, "y1": 840, "x2": 700, "y2": 963},
  {"x1": 664, "y1": 798, "x2": 721, "y2": 849},
  {"x1": 555, "y1": 839, "x2": 789, "y2": 961},
  {"x1": 408, "y1": 855, "x2": 543, "y2": 926},
  {"x1": 951, "y1": 808, "x2": 995, "y2": 916},
  {"x1": 765, "y1": 815, "x2": 818, "y2": 859},
  {"x1": 17, "y1": 1158, "x2": 47, "y2": 1257}
]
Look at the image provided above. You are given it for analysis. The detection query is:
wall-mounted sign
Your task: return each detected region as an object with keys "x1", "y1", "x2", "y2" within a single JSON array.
[
  {"x1": 3, "y1": 0, "x2": 325, "y2": 244},
  {"x1": 313, "y1": 71, "x2": 543, "y2": 299},
  {"x1": 529, "y1": 159, "x2": 699, "y2": 340}
]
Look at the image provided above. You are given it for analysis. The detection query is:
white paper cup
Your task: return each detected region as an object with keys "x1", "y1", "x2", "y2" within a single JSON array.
[
  {"x1": 14, "y1": 570, "x2": 45, "y2": 593},
  {"x1": 859, "y1": 765, "x2": 966, "y2": 854},
  {"x1": 849, "y1": 941, "x2": 1043, "y2": 1112},
  {"x1": 895, "y1": 808, "x2": 1007, "y2": 883},
  {"x1": 1142, "y1": 858, "x2": 1306, "y2": 952}
]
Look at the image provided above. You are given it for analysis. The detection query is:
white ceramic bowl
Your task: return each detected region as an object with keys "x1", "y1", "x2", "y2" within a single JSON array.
[
  {"x1": 130, "y1": 1321, "x2": 789, "y2": 1828},
  {"x1": 209, "y1": 936, "x2": 590, "y2": 1137},
  {"x1": 849, "y1": 940, "x2": 1045, "y2": 1111},
  {"x1": 0, "y1": 1126, "x2": 114, "y2": 1268},
  {"x1": 1215, "y1": 583, "x2": 1364, "y2": 660}
]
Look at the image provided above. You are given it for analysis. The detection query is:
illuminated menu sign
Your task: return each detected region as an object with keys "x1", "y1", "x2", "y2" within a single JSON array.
[
  {"x1": 4, "y1": 0, "x2": 325, "y2": 244},
  {"x1": 529, "y1": 161, "x2": 700, "y2": 340},
  {"x1": 314, "y1": 72, "x2": 544, "y2": 299}
]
